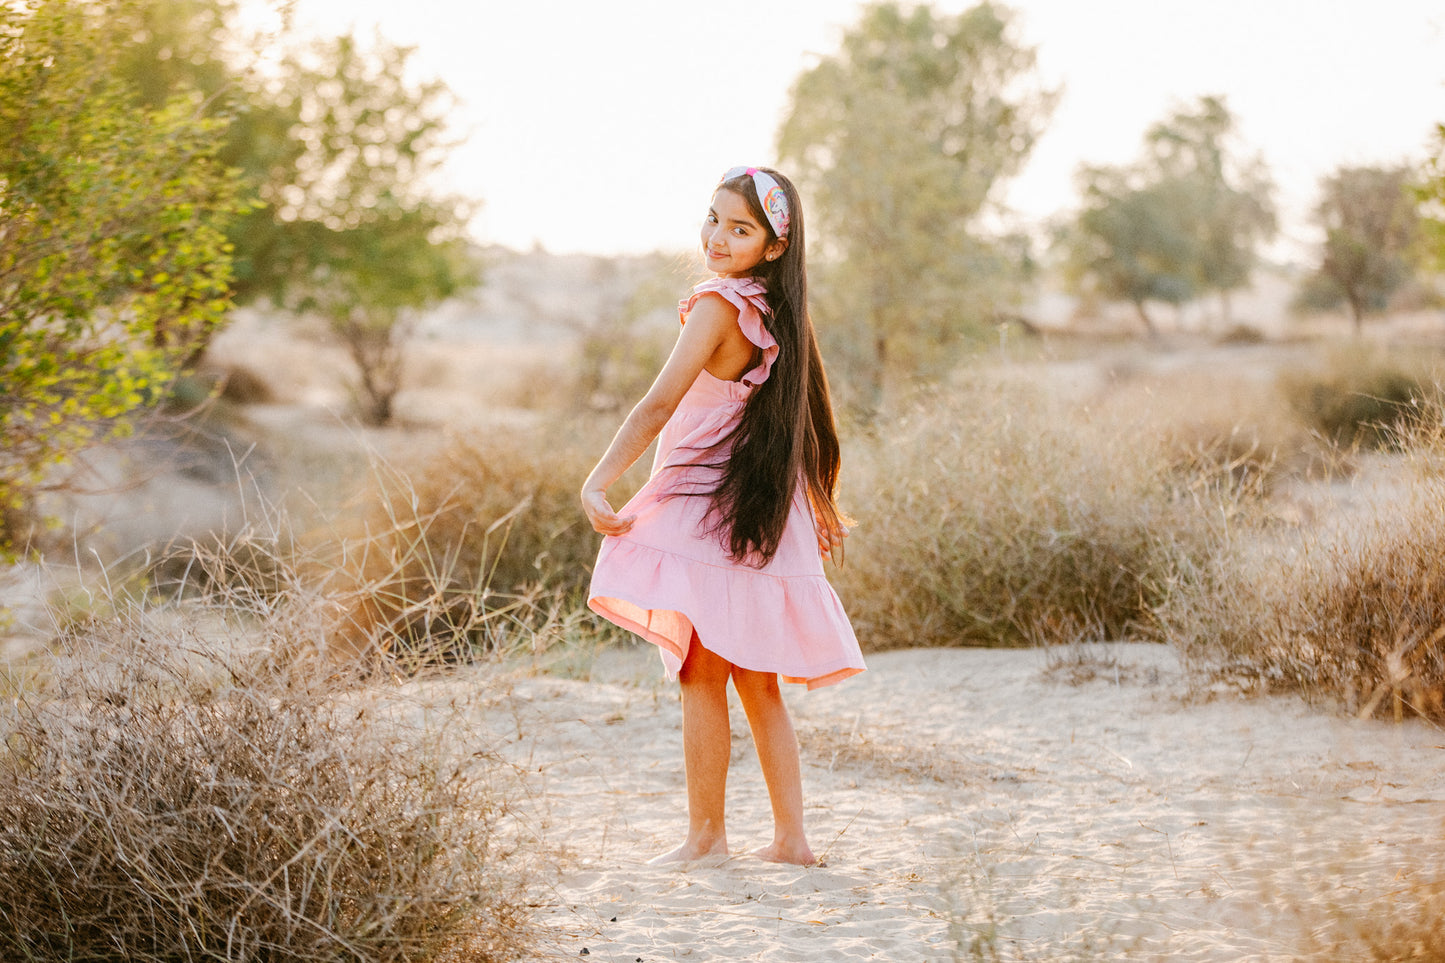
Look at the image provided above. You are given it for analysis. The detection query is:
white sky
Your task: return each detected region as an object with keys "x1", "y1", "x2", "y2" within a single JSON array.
[{"x1": 277, "y1": 0, "x2": 1445, "y2": 261}]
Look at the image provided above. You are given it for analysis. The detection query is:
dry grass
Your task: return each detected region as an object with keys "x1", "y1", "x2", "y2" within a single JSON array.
[
  {"x1": 1164, "y1": 399, "x2": 1445, "y2": 721},
  {"x1": 1298, "y1": 882, "x2": 1445, "y2": 962},
  {"x1": 324, "y1": 423, "x2": 631, "y2": 669},
  {"x1": 832, "y1": 379, "x2": 1241, "y2": 648},
  {"x1": 1278, "y1": 344, "x2": 1440, "y2": 450},
  {"x1": 1093, "y1": 361, "x2": 1346, "y2": 495},
  {"x1": 0, "y1": 602, "x2": 534, "y2": 961}
]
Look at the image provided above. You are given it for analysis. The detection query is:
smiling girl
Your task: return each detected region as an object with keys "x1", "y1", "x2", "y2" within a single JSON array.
[{"x1": 581, "y1": 166, "x2": 864, "y2": 866}]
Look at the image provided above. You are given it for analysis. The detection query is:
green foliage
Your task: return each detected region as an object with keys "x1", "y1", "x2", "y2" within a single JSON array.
[
  {"x1": 106, "y1": 2, "x2": 481, "y2": 425},
  {"x1": 777, "y1": 1, "x2": 1056, "y2": 411},
  {"x1": 106, "y1": 0, "x2": 308, "y2": 308},
  {"x1": 1064, "y1": 96, "x2": 1274, "y2": 332},
  {"x1": 1415, "y1": 123, "x2": 1445, "y2": 272},
  {"x1": 1298, "y1": 164, "x2": 1421, "y2": 332},
  {"x1": 263, "y1": 34, "x2": 480, "y2": 425},
  {"x1": 1066, "y1": 168, "x2": 1199, "y2": 332},
  {"x1": 0, "y1": 0, "x2": 246, "y2": 556}
]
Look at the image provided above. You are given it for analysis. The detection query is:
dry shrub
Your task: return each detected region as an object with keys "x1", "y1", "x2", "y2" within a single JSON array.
[
  {"x1": 0, "y1": 608, "x2": 533, "y2": 961},
  {"x1": 135, "y1": 424, "x2": 621, "y2": 675},
  {"x1": 1301, "y1": 882, "x2": 1445, "y2": 962},
  {"x1": 834, "y1": 382, "x2": 1236, "y2": 648},
  {"x1": 329, "y1": 424, "x2": 626, "y2": 667},
  {"x1": 1165, "y1": 404, "x2": 1445, "y2": 721},
  {"x1": 1279, "y1": 345, "x2": 1437, "y2": 450},
  {"x1": 1091, "y1": 357, "x2": 1347, "y2": 496}
]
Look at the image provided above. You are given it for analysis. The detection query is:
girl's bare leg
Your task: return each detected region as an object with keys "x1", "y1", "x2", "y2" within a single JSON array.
[
  {"x1": 649, "y1": 638, "x2": 733, "y2": 864},
  {"x1": 732, "y1": 666, "x2": 815, "y2": 865}
]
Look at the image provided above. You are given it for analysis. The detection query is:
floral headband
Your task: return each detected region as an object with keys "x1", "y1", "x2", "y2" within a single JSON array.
[{"x1": 719, "y1": 166, "x2": 790, "y2": 239}]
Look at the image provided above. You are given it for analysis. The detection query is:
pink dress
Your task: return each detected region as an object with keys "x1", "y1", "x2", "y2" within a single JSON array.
[{"x1": 588, "y1": 276, "x2": 865, "y2": 690}]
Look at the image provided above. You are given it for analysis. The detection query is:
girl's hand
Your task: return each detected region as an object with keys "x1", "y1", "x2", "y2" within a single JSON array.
[
  {"x1": 582, "y1": 488, "x2": 635, "y2": 537},
  {"x1": 815, "y1": 514, "x2": 850, "y2": 558}
]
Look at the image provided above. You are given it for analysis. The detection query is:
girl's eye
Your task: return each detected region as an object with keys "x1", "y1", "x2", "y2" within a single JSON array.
[
  {"x1": 732, "y1": 227, "x2": 747, "y2": 236},
  {"x1": 706, "y1": 214, "x2": 718, "y2": 224}
]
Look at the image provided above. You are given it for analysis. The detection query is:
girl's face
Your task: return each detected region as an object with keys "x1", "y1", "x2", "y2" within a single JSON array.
[{"x1": 701, "y1": 188, "x2": 788, "y2": 278}]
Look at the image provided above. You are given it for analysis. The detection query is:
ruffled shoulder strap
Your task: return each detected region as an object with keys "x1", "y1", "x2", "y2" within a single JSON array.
[{"x1": 678, "y1": 276, "x2": 779, "y2": 387}]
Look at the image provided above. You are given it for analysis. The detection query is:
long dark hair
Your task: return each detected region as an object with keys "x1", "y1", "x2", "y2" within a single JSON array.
[{"x1": 698, "y1": 167, "x2": 846, "y2": 567}]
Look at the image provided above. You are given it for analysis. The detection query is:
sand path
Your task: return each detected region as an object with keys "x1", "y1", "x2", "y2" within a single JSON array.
[{"x1": 454, "y1": 643, "x2": 1445, "y2": 960}]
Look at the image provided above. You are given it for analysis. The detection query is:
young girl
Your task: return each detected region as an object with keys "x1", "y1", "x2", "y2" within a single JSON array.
[{"x1": 581, "y1": 166, "x2": 864, "y2": 867}]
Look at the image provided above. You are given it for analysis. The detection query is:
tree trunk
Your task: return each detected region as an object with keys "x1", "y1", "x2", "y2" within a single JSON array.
[
  {"x1": 1133, "y1": 300, "x2": 1158, "y2": 339},
  {"x1": 1346, "y1": 292, "x2": 1365, "y2": 337},
  {"x1": 861, "y1": 333, "x2": 887, "y2": 420}
]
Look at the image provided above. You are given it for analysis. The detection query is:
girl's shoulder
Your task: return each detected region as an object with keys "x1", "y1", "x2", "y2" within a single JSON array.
[
  {"x1": 679, "y1": 277, "x2": 778, "y2": 364},
  {"x1": 679, "y1": 276, "x2": 771, "y2": 322}
]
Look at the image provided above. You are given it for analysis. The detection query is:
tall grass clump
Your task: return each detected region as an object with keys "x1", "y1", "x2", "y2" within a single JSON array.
[
  {"x1": 331, "y1": 424, "x2": 627, "y2": 667},
  {"x1": 1279, "y1": 345, "x2": 1438, "y2": 450},
  {"x1": 1163, "y1": 399, "x2": 1445, "y2": 721},
  {"x1": 834, "y1": 380, "x2": 1241, "y2": 648},
  {"x1": 0, "y1": 592, "x2": 534, "y2": 961}
]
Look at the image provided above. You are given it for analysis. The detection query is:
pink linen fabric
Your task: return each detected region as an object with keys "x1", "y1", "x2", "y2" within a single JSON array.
[{"x1": 587, "y1": 276, "x2": 865, "y2": 689}]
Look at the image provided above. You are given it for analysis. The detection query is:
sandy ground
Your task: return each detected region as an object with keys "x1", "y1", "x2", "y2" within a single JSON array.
[{"x1": 435, "y1": 643, "x2": 1445, "y2": 962}]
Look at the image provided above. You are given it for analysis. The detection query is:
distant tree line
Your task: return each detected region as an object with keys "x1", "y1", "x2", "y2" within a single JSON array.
[
  {"x1": 778, "y1": 1, "x2": 1445, "y2": 408},
  {"x1": 6, "y1": 0, "x2": 1445, "y2": 555}
]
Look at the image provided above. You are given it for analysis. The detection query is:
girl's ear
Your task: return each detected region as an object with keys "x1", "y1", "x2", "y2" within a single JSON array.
[{"x1": 765, "y1": 236, "x2": 789, "y2": 263}]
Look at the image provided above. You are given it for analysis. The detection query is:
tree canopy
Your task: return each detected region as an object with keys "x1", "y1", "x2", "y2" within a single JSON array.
[
  {"x1": 259, "y1": 33, "x2": 479, "y2": 424},
  {"x1": 1297, "y1": 164, "x2": 1420, "y2": 333},
  {"x1": 1419, "y1": 123, "x2": 1445, "y2": 272},
  {"x1": 0, "y1": 0, "x2": 246, "y2": 554},
  {"x1": 1064, "y1": 96, "x2": 1275, "y2": 333},
  {"x1": 111, "y1": 0, "x2": 479, "y2": 423},
  {"x1": 777, "y1": 0, "x2": 1056, "y2": 410}
]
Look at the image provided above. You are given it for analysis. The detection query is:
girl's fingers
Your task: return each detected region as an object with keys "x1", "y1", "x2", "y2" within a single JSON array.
[
  {"x1": 817, "y1": 522, "x2": 850, "y2": 556},
  {"x1": 582, "y1": 490, "x2": 635, "y2": 536}
]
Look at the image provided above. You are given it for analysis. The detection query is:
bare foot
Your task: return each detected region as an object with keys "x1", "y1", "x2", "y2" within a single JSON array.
[
  {"x1": 647, "y1": 837, "x2": 728, "y2": 866},
  {"x1": 753, "y1": 840, "x2": 816, "y2": 866}
]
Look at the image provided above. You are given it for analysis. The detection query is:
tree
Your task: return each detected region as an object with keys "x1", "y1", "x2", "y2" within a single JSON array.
[
  {"x1": 106, "y1": 0, "x2": 308, "y2": 311},
  {"x1": 1298, "y1": 165, "x2": 1420, "y2": 334},
  {"x1": 1066, "y1": 167, "x2": 1198, "y2": 335},
  {"x1": 1144, "y1": 96, "x2": 1275, "y2": 320},
  {"x1": 108, "y1": 1, "x2": 480, "y2": 424},
  {"x1": 777, "y1": 1, "x2": 1056, "y2": 410},
  {"x1": 266, "y1": 34, "x2": 479, "y2": 425},
  {"x1": 0, "y1": 0, "x2": 245, "y2": 555},
  {"x1": 1064, "y1": 96, "x2": 1274, "y2": 333}
]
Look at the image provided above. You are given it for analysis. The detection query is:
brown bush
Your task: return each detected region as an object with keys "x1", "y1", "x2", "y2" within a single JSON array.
[
  {"x1": 1279, "y1": 345, "x2": 1438, "y2": 450},
  {"x1": 1164, "y1": 403, "x2": 1445, "y2": 721},
  {"x1": 0, "y1": 612, "x2": 534, "y2": 961},
  {"x1": 832, "y1": 381, "x2": 1239, "y2": 648},
  {"x1": 1293, "y1": 879, "x2": 1445, "y2": 961},
  {"x1": 328, "y1": 423, "x2": 631, "y2": 667}
]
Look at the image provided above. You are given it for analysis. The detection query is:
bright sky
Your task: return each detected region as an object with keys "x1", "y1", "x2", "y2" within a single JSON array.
[{"x1": 278, "y1": 0, "x2": 1445, "y2": 261}]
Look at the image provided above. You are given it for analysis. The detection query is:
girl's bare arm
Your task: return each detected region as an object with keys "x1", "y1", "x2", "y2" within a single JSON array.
[{"x1": 581, "y1": 295, "x2": 739, "y2": 535}]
